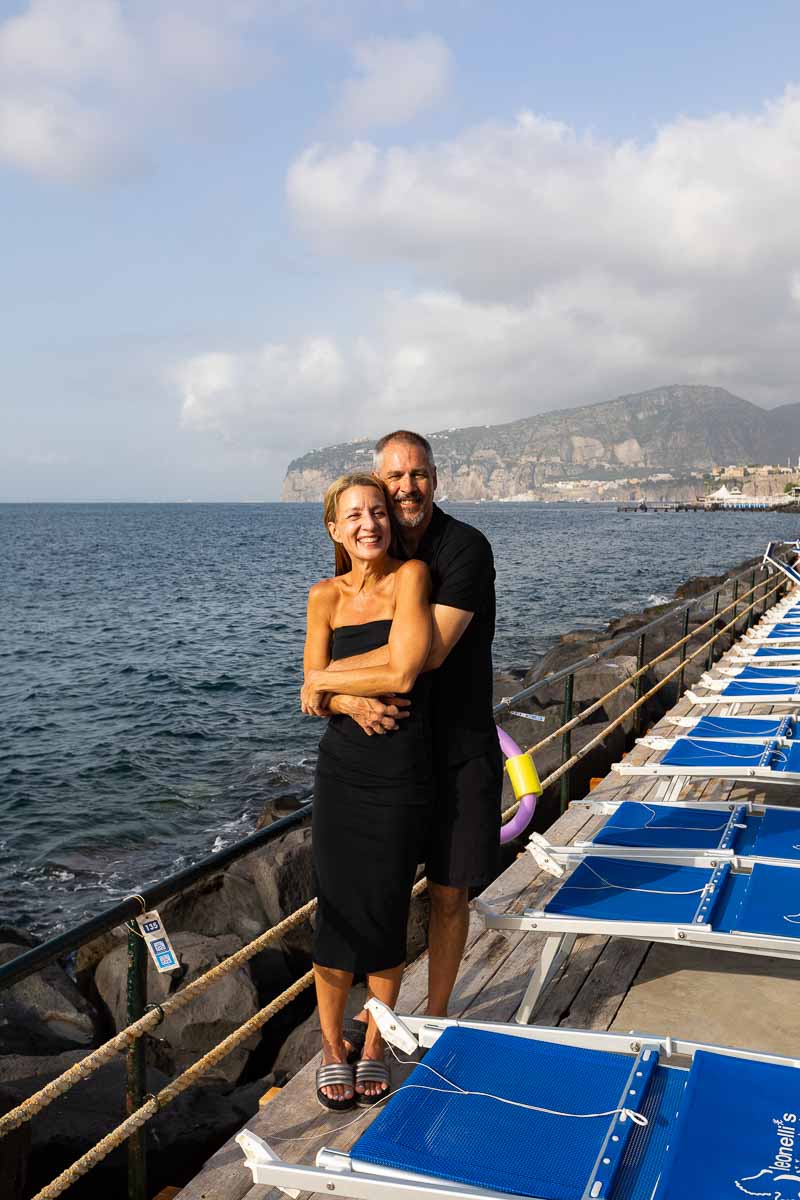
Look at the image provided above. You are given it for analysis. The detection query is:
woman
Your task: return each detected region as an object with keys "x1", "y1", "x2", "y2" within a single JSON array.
[{"x1": 301, "y1": 472, "x2": 433, "y2": 1110}]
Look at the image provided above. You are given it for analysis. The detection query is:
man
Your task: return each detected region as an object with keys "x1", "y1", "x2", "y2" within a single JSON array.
[
  {"x1": 304, "y1": 430, "x2": 502, "y2": 1017},
  {"x1": 373, "y1": 430, "x2": 502, "y2": 1016}
]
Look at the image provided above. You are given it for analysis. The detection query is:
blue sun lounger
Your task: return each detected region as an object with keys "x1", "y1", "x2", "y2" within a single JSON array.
[
  {"x1": 734, "y1": 644, "x2": 800, "y2": 663},
  {"x1": 670, "y1": 713, "x2": 797, "y2": 739},
  {"x1": 238, "y1": 1002, "x2": 800, "y2": 1200},
  {"x1": 611, "y1": 735, "x2": 800, "y2": 803},
  {"x1": 543, "y1": 796, "x2": 800, "y2": 867},
  {"x1": 483, "y1": 854, "x2": 800, "y2": 1021},
  {"x1": 686, "y1": 677, "x2": 800, "y2": 704},
  {"x1": 744, "y1": 624, "x2": 800, "y2": 645},
  {"x1": 713, "y1": 665, "x2": 800, "y2": 682}
]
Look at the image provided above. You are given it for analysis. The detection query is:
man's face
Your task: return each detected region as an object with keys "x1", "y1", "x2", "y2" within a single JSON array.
[{"x1": 376, "y1": 441, "x2": 437, "y2": 530}]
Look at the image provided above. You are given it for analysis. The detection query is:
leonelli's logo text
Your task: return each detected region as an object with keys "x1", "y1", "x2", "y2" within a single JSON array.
[{"x1": 736, "y1": 1113, "x2": 800, "y2": 1198}]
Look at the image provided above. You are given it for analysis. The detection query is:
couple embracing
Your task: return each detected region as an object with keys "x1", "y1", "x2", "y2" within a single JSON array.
[{"x1": 300, "y1": 430, "x2": 502, "y2": 1110}]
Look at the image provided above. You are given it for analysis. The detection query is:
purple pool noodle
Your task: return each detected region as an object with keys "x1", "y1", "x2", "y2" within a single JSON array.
[{"x1": 497, "y1": 726, "x2": 538, "y2": 844}]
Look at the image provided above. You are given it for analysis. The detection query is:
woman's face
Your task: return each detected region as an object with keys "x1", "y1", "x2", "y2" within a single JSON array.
[{"x1": 329, "y1": 485, "x2": 391, "y2": 565}]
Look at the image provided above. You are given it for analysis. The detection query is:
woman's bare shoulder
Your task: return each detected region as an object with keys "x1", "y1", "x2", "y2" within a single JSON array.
[
  {"x1": 394, "y1": 558, "x2": 430, "y2": 590},
  {"x1": 307, "y1": 576, "x2": 341, "y2": 613}
]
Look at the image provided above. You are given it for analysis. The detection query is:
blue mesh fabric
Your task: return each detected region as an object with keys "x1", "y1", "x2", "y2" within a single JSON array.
[
  {"x1": 351, "y1": 1028, "x2": 640, "y2": 1200},
  {"x1": 593, "y1": 802, "x2": 730, "y2": 850},
  {"x1": 544, "y1": 858, "x2": 711, "y2": 923},
  {"x1": 613, "y1": 1066, "x2": 687, "y2": 1200},
  {"x1": 765, "y1": 627, "x2": 800, "y2": 640},
  {"x1": 753, "y1": 646, "x2": 800, "y2": 658}
]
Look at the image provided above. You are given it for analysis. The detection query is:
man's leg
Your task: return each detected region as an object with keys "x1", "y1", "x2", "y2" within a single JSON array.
[{"x1": 426, "y1": 881, "x2": 469, "y2": 1017}]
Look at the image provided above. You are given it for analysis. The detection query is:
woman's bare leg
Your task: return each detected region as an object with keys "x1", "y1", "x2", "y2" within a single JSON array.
[
  {"x1": 357, "y1": 963, "x2": 404, "y2": 1097},
  {"x1": 314, "y1": 963, "x2": 354, "y2": 1102}
]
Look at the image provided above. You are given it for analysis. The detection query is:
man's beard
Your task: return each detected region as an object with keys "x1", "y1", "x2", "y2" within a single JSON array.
[{"x1": 394, "y1": 498, "x2": 427, "y2": 528}]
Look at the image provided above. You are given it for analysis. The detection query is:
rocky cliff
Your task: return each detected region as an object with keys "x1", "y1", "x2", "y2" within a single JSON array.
[{"x1": 281, "y1": 385, "x2": 800, "y2": 501}]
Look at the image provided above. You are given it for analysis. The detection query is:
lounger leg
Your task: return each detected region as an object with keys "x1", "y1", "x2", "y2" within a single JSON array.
[{"x1": 515, "y1": 934, "x2": 576, "y2": 1024}]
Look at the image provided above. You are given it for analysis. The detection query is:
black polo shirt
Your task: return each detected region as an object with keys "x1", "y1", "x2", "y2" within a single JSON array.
[{"x1": 412, "y1": 505, "x2": 497, "y2": 765}]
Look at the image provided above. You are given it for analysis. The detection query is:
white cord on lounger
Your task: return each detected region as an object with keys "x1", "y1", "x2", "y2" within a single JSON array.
[
  {"x1": 605, "y1": 802, "x2": 729, "y2": 834},
  {"x1": 561, "y1": 860, "x2": 709, "y2": 896},
  {"x1": 268, "y1": 1046, "x2": 649, "y2": 1142}
]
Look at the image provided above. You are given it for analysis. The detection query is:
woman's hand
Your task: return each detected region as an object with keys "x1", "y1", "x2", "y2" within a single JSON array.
[{"x1": 301, "y1": 670, "x2": 330, "y2": 717}]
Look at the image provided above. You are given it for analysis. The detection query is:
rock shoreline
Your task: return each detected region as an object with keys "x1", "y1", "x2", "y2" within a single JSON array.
[{"x1": 0, "y1": 554, "x2": 764, "y2": 1198}]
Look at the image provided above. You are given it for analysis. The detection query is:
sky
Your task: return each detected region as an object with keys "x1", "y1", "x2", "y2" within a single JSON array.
[{"x1": 2, "y1": 0, "x2": 800, "y2": 501}]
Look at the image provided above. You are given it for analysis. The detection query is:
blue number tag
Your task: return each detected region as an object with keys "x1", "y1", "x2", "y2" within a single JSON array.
[{"x1": 135, "y1": 909, "x2": 179, "y2": 973}]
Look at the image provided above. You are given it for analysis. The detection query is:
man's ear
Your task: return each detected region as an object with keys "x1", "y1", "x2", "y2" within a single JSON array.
[{"x1": 433, "y1": 466, "x2": 438, "y2": 491}]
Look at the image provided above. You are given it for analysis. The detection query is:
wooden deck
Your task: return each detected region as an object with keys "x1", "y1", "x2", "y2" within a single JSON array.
[{"x1": 174, "y1": 620, "x2": 800, "y2": 1200}]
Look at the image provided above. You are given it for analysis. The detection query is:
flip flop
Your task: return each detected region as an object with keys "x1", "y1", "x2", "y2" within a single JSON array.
[
  {"x1": 355, "y1": 1058, "x2": 391, "y2": 1107},
  {"x1": 315, "y1": 1062, "x2": 355, "y2": 1111},
  {"x1": 343, "y1": 1016, "x2": 368, "y2": 1064}
]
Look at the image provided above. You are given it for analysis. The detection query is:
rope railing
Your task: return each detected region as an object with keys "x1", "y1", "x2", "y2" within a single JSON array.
[{"x1": 2, "y1": 554, "x2": 792, "y2": 1200}]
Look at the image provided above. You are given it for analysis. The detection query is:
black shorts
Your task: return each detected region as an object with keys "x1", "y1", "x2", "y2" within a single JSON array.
[{"x1": 426, "y1": 746, "x2": 503, "y2": 890}]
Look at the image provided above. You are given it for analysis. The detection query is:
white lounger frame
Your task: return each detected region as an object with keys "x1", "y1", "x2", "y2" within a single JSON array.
[
  {"x1": 480, "y1": 857, "x2": 800, "y2": 1023},
  {"x1": 763, "y1": 545, "x2": 800, "y2": 588},
  {"x1": 236, "y1": 1010, "x2": 800, "y2": 1200}
]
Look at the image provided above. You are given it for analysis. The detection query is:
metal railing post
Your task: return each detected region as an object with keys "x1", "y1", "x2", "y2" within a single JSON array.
[
  {"x1": 677, "y1": 607, "x2": 691, "y2": 695},
  {"x1": 634, "y1": 632, "x2": 646, "y2": 737},
  {"x1": 747, "y1": 569, "x2": 756, "y2": 628},
  {"x1": 707, "y1": 590, "x2": 720, "y2": 672},
  {"x1": 560, "y1": 673, "x2": 574, "y2": 812},
  {"x1": 731, "y1": 577, "x2": 740, "y2": 642},
  {"x1": 126, "y1": 925, "x2": 148, "y2": 1200}
]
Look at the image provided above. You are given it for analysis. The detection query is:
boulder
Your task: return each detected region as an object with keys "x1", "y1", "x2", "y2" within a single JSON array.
[
  {"x1": 1, "y1": 1054, "x2": 264, "y2": 1200},
  {"x1": 0, "y1": 942, "x2": 97, "y2": 1057},
  {"x1": 160, "y1": 861, "x2": 271, "y2": 947},
  {"x1": 95, "y1": 931, "x2": 258, "y2": 1087},
  {"x1": 0, "y1": 1086, "x2": 29, "y2": 1200},
  {"x1": 249, "y1": 827, "x2": 315, "y2": 958}
]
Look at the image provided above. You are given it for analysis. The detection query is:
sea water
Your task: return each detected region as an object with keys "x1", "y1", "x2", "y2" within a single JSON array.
[{"x1": 2, "y1": 501, "x2": 798, "y2": 934}]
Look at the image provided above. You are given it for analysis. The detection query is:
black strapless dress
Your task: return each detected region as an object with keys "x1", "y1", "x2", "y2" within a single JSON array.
[{"x1": 312, "y1": 619, "x2": 433, "y2": 974}]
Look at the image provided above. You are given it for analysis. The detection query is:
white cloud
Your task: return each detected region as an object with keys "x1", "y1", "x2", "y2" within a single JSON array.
[
  {"x1": 178, "y1": 88, "x2": 800, "y2": 475},
  {"x1": 177, "y1": 339, "x2": 356, "y2": 452},
  {"x1": 337, "y1": 33, "x2": 452, "y2": 130},
  {"x1": 0, "y1": 0, "x2": 270, "y2": 180}
]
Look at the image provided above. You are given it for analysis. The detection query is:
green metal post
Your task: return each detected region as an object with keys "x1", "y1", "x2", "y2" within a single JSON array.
[
  {"x1": 126, "y1": 925, "x2": 148, "y2": 1200},
  {"x1": 634, "y1": 632, "x2": 646, "y2": 738},
  {"x1": 747, "y1": 569, "x2": 756, "y2": 629},
  {"x1": 707, "y1": 590, "x2": 720, "y2": 672},
  {"x1": 731, "y1": 577, "x2": 740, "y2": 642},
  {"x1": 677, "y1": 607, "x2": 690, "y2": 696},
  {"x1": 560, "y1": 672, "x2": 574, "y2": 812}
]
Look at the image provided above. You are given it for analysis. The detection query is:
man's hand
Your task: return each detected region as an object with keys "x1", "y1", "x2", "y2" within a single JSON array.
[
  {"x1": 346, "y1": 695, "x2": 411, "y2": 736},
  {"x1": 315, "y1": 693, "x2": 411, "y2": 735}
]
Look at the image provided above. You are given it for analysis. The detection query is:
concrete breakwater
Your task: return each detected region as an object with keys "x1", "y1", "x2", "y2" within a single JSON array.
[{"x1": 0, "y1": 553, "x2": 761, "y2": 1200}]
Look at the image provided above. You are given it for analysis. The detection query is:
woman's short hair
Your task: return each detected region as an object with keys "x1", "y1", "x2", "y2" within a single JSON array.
[{"x1": 322, "y1": 473, "x2": 397, "y2": 576}]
